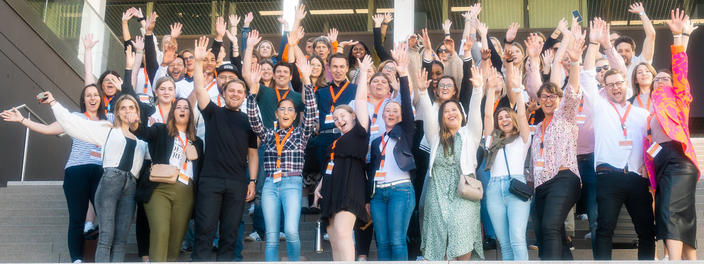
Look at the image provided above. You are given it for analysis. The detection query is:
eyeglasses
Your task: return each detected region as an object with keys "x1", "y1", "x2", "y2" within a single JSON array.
[
  {"x1": 596, "y1": 65, "x2": 610, "y2": 72},
  {"x1": 539, "y1": 94, "x2": 559, "y2": 100},
  {"x1": 437, "y1": 49, "x2": 449, "y2": 54},
  {"x1": 438, "y1": 83, "x2": 453, "y2": 89},
  {"x1": 277, "y1": 107, "x2": 296, "y2": 113},
  {"x1": 604, "y1": 80, "x2": 625, "y2": 89},
  {"x1": 654, "y1": 76, "x2": 672, "y2": 82}
]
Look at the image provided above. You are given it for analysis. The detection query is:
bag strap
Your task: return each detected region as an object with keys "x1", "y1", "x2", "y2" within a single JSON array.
[
  {"x1": 502, "y1": 145, "x2": 511, "y2": 178},
  {"x1": 102, "y1": 128, "x2": 113, "y2": 164}
]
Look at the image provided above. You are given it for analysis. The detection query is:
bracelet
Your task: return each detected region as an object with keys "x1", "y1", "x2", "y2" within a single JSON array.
[
  {"x1": 570, "y1": 61, "x2": 580, "y2": 66},
  {"x1": 673, "y1": 34, "x2": 683, "y2": 38},
  {"x1": 638, "y1": 11, "x2": 645, "y2": 16},
  {"x1": 504, "y1": 39, "x2": 514, "y2": 44},
  {"x1": 249, "y1": 179, "x2": 256, "y2": 183},
  {"x1": 381, "y1": 22, "x2": 389, "y2": 25},
  {"x1": 589, "y1": 42, "x2": 599, "y2": 46},
  {"x1": 683, "y1": 32, "x2": 690, "y2": 37},
  {"x1": 506, "y1": 59, "x2": 514, "y2": 63},
  {"x1": 137, "y1": 17, "x2": 146, "y2": 22},
  {"x1": 20, "y1": 117, "x2": 25, "y2": 124},
  {"x1": 444, "y1": 33, "x2": 451, "y2": 37}
]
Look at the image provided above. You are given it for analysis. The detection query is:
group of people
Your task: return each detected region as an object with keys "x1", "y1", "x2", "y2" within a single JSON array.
[{"x1": 1, "y1": 2, "x2": 699, "y2": 262}]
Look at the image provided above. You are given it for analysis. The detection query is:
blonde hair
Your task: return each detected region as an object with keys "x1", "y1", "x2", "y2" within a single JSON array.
[{"x1": 112, "y1": 95, "x2": 141, "y2": 128}]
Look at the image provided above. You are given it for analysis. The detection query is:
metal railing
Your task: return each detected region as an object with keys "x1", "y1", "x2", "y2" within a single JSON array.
[{"x1": 10, "y1": 104, "x2": 63, "y2": 182}]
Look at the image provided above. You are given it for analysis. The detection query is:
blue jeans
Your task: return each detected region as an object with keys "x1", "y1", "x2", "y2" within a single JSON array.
[
  {"x1": 261, "y1": 176, "x2": 302, "y2": 261},
  {"x1": 577, "y1": 153, "x2": 597, "y2": 254},
  {"x1": 94, "y1": 168, "x2": 137, "y2": 262},
  {"x1": 370, "y1": 181, "x2": 415, "y2": 260},
  {"x1": 486, "y1": 175, "x2": 531, "y2": 260},
  {"x1": 477, "y1": 159, "x2": 496, "y2": 239}
]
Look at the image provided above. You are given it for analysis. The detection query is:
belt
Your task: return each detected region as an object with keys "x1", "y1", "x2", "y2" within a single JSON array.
[
  {"x1": 268, "y1": 171, "x2": 302, "y2": 178},
  {"x1": 596, "y1": 164, "x2": 629, "y2": 174},
  {"x1": 577, "y1": 153, "x2": 594, "y2": 161},
  {"x1": 319, "y1": 128, "x2": 340, "y2": 134},
  {"x1": 375, "y1": 179, "x2": 411, "y2": 189}
]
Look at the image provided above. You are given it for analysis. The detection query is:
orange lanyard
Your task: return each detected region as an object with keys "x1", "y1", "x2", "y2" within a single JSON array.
[
  {"x1": 275, "y1": 88, "x2": 290, "y2": 102},
  {"x1": 143, "y1": 68, "x2": 149, "y2": 93},
  {"x1": 103, "y1": 96, "x2": 114, "y2": 113},
  {"x1": 329, "y1": 81, "x2": 349, "y2": 112},
  {"x1": 378, "y1": 132, "x2": 390, "y2": 169},
  {"x1": 176, "y1": 134, "x2": 189, "y2": 170},
  {"x1": 83, "y1": 112, "x2": 94, "y2": 120},
  {"x1": 274, "y1": 127, "x2": 294, "y2": 168},
  {"x1": 493, "y1": 99, "x2": 500, "y2": 112},
  {"x1": 217, "y1": 95, "x2": 222, "y2": 107},
  {"x1": 329, "y1": 139, "x2": 339, "y2": 161},
  {"x1": 539, "y1": 116, "x2": 553, "y2": 156},
  {"x1": 578, "y1": 97, "x2": 584, "y2": 113},
  {"x1": 529, "y1": 110, "x2": 536, "y2": 125},
  {"x1": 205, "y1": 80, "x2": 216, "y2": 92},
  {"x1": 646, "y1": 113, "x2": 655, "y2": 143},
  {"x1": 608, "y1": 101, "x2": 632, "y2": 138},
  {"x1": 371, "y1": 100, "x2": 384, "y2": 125},
  {"x1": 636, "y1": 94, "x2": 651, "y2": 111},
  {"x1": 157, "y1": 104, "x2": 166, "y2": 123}
]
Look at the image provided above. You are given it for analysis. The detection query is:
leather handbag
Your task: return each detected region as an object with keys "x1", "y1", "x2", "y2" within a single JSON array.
[
  {"x1": 457, "y1": 172, "x2": 483, "y2": 201},
  {"x1": 504, "y1": 146, "x2": 533, "y2": 201},
  {"x1": 149, "y1": 164, "x2": 179, "y2": 183}
]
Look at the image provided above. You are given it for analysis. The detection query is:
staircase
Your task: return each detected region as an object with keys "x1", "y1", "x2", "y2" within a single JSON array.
[{"x1": 2, "y1": 138, "x2": 704, "y2": 262}]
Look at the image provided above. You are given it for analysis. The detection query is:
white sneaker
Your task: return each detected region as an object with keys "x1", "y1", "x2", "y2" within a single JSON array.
[
  {"x1": 83, "y1": 222, "x2": 94, "y2": 233},
  {"x1": 578, "y1": 214, "x2": 588, "y2": 221},
  {"x1": 323, "y1": 233, "x2": 329, "y2": 241},
  {"x1": 584, "y1": 232, "x2": 592, "y2": 239},
  {"x1": 248, "y1": 204, "x2": 255, "y2": 215},
  {"x1": 73, "y1": 260, "x2": 82, "y2": 264},
  {"x1": 279, "y1": 232, "x2": 286, "y2": 241},
  {"x1": 245, "y1": 231, "x2": 261, "y2": 242}
]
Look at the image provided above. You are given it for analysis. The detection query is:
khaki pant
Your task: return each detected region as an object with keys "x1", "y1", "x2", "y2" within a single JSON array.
[{"x1": 144, "y1": 180, "x2": 194, "y2": 261}]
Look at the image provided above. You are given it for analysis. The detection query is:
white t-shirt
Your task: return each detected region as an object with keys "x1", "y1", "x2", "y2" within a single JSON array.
[
  {"x1": 169, "y1": 132, "x2": 194, "y2": 180},
  {"x1": 375, "y1": 136, "x2": 411, "y2": 183},
  {"x1": 486, "y1": 135, "x2": 530, "y2": 177},
  {"x1": 136, "y1": 68, "x2": 154, "y2": 104}
]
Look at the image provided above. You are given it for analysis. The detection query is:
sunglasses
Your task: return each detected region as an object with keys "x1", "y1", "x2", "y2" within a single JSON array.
[{"x1": 596, "y1": 65, "x2": 610, "y2": 73}]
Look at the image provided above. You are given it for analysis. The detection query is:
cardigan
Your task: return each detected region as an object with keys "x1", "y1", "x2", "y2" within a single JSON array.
[{"x1": 132, "y1": 123, "x2": 204, "y2": 202}]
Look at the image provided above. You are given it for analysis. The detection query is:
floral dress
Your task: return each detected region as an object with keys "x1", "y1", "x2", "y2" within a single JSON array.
[{"x1": 421, "y1": 134, "x2": 484, "y2": 260}]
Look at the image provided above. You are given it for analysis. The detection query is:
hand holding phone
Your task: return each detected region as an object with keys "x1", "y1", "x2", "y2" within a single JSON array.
[
  {"x1": 572, "y1": 10, "x2": 583, "y2": 23},
  {"x1": 36, "y1": 91, "x2": 55, "y2": 104}
]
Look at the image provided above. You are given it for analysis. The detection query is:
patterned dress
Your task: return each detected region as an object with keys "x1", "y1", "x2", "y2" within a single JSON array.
[{"x1": 421, "y1": 135, "x2": 484, "y2": 260}]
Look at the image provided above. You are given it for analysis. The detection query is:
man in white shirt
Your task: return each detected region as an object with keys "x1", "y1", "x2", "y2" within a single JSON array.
[
  {"x1": 614, "y1": 2, "x2": 655, "y2": 94},
  {"x1": 581, "y1": 60, "x2": 654, "y2": 259}
]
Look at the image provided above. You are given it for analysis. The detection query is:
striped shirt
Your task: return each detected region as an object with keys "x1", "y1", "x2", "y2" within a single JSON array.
[{"x1": 64, "y1": 112, "x2": 103, "y2": 169}]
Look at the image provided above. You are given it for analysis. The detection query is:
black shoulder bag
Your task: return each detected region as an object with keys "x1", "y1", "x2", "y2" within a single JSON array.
[{"x1": 504, "y1": 146, "x2": 533, "y2": 201}]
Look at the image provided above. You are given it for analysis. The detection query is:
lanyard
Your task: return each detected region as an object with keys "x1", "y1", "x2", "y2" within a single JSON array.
[
  {"x1": 103, "y1": 96, "x2": 114, "y2": 113},
  {"x1": 275, "y1": 88, "x2": 290, "y2": 102},
  {"x1": 205, "y1": 80, "x2": 216, "y2": 92},
  {"x1": 157, "y1": 104, "x2": 166, "y2": 123},
  {"x1": 608, "y1": 101, "x2": 632, "y2": 138},
  {"x1": 274, "y1": 127, "x2": 294, "y2": 168},
  {"x1": 636, "y1": 94, "x2": 651, "y2": 111},
  {"x1": 493, "y1": 98, "x2": 500, "y2": 112},
  {"x1": 143, "y1": 68, "x2": 149, "y2": 94},
  {"x1": 83, "y1": 112, "x2": 95, "y2": 120},
  {"x1": 646, "y1": 113, "x2": 655, "y2": 143},
  {"x1": 329, "y1": 138, "x2": 339, "y2": 161},
  {"x1": 176, "y1": 134, "x2": 189, "y2": 170},
  {"x1": 529, "y1": 110, "x2": 536, "y2": 125},
  {"x1": 378, "y1": 132, "x2": 390, "y2": 169},
  {"x1": 539, "y1": 116, "x2": 553, "y2": 156},
  {"x1": 329, "y1": 81, "x2": 349, "y2": 112},
  {"x1": 371, "y1": 99, "x2": 384, "y2": 125},
  {"x1": 217, "y1": 95, "x2": 222, "y2": 107},
  {"x1": 578, "y1": 97, "x2": 584, "y2": 114}
]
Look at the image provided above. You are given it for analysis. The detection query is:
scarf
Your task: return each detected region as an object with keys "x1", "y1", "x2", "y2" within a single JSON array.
[{"x1": 484, "y1": 129, "x2": 519, "y2": 171}]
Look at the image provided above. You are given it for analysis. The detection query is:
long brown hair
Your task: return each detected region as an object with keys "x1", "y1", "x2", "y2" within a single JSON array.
[
  {"x1": 494, "y1": 107, "x2": 519, "y2": 137},
  {"x1": 438, "y1": 100, "x2": 466, "y2": 156},
  {"x1": 631, "y1": 62, "x2": 656, "y2": 97},
  {"x1": 166, "y1": 98, "x2": 196, "y2": 142}
]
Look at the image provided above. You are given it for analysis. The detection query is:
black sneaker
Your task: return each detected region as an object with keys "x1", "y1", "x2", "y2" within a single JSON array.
[
  {"x1": 483, "y1": 238, "x2": 497, "y2": 250},
  {"x1": 83, "y1": 226, "x2": 99, "y2": 240},
  {"x1": 301, "y1": 207, "x2": 321, "y2": 214}
]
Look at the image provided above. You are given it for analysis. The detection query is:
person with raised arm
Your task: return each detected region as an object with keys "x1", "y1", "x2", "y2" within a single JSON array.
[
  {"x1": 482, "y1": 62, "x2": 533, "y2": 260},
  {"x1": 614, "y1": 2, "x2": 656, "y2": 94},
  {"x1": 1, "y1": 85, "x2": 107, "y2": 263},
  {"x1": 313, "y1": 55, "x2": 372, "y2": 261},
  {"x1": 190, "y1": 36, "x2": 258, "y2": 261},
  {"x1": 367, "y1": 43, "x2": 417, "y2": 261},
  {"x1": 418, "y1": 40, "x2": 485, "y2": 260},
  {"x1": 644, "y1": 9, "x2": 699, "y2": 260}
]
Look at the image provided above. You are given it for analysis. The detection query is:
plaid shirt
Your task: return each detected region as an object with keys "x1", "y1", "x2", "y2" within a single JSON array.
[{"x1": 247, "y1": 84, "x2": 318, "y2": 176}]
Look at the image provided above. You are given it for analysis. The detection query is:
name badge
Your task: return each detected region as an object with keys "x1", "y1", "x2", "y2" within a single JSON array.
[
  {"x1": 324, "y1": 114, "x2": 334, "y2": 124},
  {"x1": 370, "y1": 125, "x2": 379, "y2": 133},
  {"x1": 325, "y1": 161, "x2": 334, "y2": 176},
  {"x1": 529, "y1": 125, "x2": 537, "y2": 136},
  {"x1": 535, "y1": 158, "x2": 545, "y2": 172},
  {"x1": 178, "y1": 173, "x2": 189, "y2": 185},
  {"x1": 374, "y1": 171, "x2": 386, "y2": 182},
  {"x1": 647, "y1": 142, "x2": 662, "y2": 158},
  {"x1": 90, "y1": 146, "x2": 102, "y2": 159},
  {"x1": 576, "y1": 114, "x2": 587, "y2": 125},
  {"x1": 619, "y1": 139, "x2": 633, "y2": 150},
  {"x1": 138, "y1": 94, "x2": 151, "y2": 104},
  {"x1": 273, "y1": 170, "x2": 282, "y2": 183}
]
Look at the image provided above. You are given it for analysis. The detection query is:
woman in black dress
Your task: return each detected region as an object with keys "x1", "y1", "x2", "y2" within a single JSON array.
[{"x1": 314, "y1": 55, "x2": 373, "y2": 261}]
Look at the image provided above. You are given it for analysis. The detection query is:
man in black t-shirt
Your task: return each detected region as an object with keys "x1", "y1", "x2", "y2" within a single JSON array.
[{"x1": 191, "y1": 36, "x2": 258, "y2": 261}]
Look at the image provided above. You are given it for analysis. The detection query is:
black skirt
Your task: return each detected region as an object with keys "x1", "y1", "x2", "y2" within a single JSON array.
[{"x1": 653, "y1": 141, "x2": 698, "y2": 248}]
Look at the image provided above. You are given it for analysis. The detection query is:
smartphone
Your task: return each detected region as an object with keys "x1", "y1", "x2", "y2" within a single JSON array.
[
  {"x1": 36, "y1": 92, "x2": 48, "y2": 102},
  {"x1": 572, "y1": 10, "x2": 583, "y2": 23}
]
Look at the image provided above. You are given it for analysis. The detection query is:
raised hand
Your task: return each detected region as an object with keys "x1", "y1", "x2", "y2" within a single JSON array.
[
  {"x1": 391, "y1": 42, "x2": 409, "y2": 76},
  {"x1": 372, "y1": 14, "x2": 384, "y2": 27},
  {"x1": 442, "y1": 19, "x2": 452, "y2": 34},
  {"x1": 469, "y1": 64, "x2": 484, "y2": 89},
  {"x1": 106, "y1": 74, "x2": 124, "y2": 90},
  {"x1": 0, "y1": 108, "x2": 24, "y2": 122},
  {"x1": 297, "y1": 57, "x2": 312, "y2": 84},
  {"x1": 421, "y1": 28, "x2": 432, "y2": 50},
  {"x1": 462, "y1": 35, "x2": 475, "y2": 53},
  {"x1": 121, "y1": 9, "x2": 134, "y2": 23},
  {"x1": 247, "y1": 30, "x2": 262, "y2": 48},
  {"x1": 243, "y1": 12, "x2": 254, "y2": 27},
  {"x1": 327, "y1": 28, "x2": 338, "y2": 43},
  {"x1": 228, "y1": 14, "x2": 241, "y2": 28},
  {"x1": 589, "y1": 18, "x2": 603, "y2": 44},
  {"x1": 295, "y1": 4, "x2": 307, "y2": 21},
  {"x1": 476, "y1": 21, "x2": 488, "y2": 38},
  {"x1": 566, "y1": 34, "x2": 585, "y2": 63},
  {"x1": 506, "y1": 63, "x2": 522, "y2": 89},
  {"x1": 358, "y1": 54, "x2": 373, "y2": 72},
  {"x1": 417, "y1": 68, "x2": 431, "y2": 92},
  {"x1": 469, "y1": 3, "x2": 481, "y2": 19},
  {"x1": 506, "y1": 22, "x2": 520, "y2": 43},
  {"x1": 83, "y1": 34, "x2": 98, "y2": 50},
  {"x1": 524, "y1": 33, "x2": 543, "y2": 58},
  {"x1": 628, "y1": 2, "x2": 645, "y2": 15},
  {"x1": 598, "y1": 18, "x2": 612, "y2": 47},
  {"x1": 557, "y1": 18, "x2": 569, "y2": 35},
  {"x1": 194, "y1": 36, "x2": 211, "y2": 62},
  {"x1": 248, "y1": 63, "x2": 262, "y2": 94},
  {"x1": 170, "y1": 22, "x2": 183, "y2": 39},
  {"x1": 225, "y1": 28, "x2": 238, "y2": 43},
  {"x1": 338, "y1": 40, "x2": 359, "y2": 50},
  {"x1": 145, "y1": 11, "x2": 158, "y2": 35},
  {"x1": 132, "y1": 8, "x2": 144, "y2": 19},
  {"x1": 480, "y1": 48, "x2": 491, "y2": 61},
  {"x1": 215, "y1": 16, "x2": 227, "y2": 41},
  {"x1": 287, "y1": 26, "x2": 305, "y2": 45},
  {"x1": 666, "y1": 8, "x2": 688, "y2": 34},
  {"x1": 125, "y1": 45, "x2": 135, "y2": 69},
  {"x1": 541, "y1": 49, "x2": 554, "y2": 65},
  {"x1": 276, "y1": 17, "x2": 289, "y2": 29},
  {"x1": 684, "y1": 17, "x2": 698, "y2": 35},
  {"x1": 132, "y1": 35, "x2": 145, "y2": 52},
  {"x1": 383, "y1": 12, "x2": 393, "y2": 24},
  {"x1": 443, "y1": 38, "x2": 456, "y2": 55},
  {"x1": 486, "y1": 67, "x2": 502, "y2": 92},
  {"x1": 37, "y1": 91, "x2": 56, "y2": 104}
]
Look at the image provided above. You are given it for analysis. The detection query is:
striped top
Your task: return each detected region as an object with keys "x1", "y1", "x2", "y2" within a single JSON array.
[{"x1": 64, "y1": 112, "x2": 103, "y2": 169}]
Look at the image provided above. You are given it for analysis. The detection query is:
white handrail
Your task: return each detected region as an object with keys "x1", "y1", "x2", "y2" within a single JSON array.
[{"x1": 12, "y1": 104, "x2": 63, "y2": 182}]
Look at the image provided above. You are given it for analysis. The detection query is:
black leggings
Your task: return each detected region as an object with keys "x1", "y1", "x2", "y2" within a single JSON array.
[
  {"x1": 63, "y1": 164, "x2": 102, "y2": 262},
  {"x1": 534, "y1": 170, "x2": 581, "y2": 260}
]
